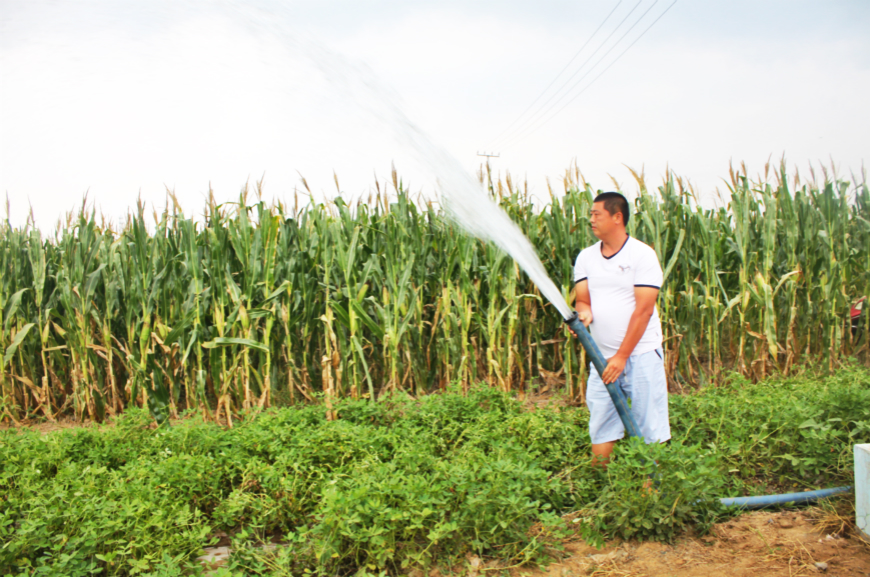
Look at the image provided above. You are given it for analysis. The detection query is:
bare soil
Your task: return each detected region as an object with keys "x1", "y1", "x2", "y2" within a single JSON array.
[
  {"x1": 513, "y1": 510, "x2": 870, "y2": 577},
  {"x1": 0, "y1": 416, "x2": 110, "y2": 434}
]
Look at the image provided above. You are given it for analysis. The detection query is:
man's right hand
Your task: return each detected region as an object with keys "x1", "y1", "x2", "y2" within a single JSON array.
[
  {"x1": 572, "y1": 279, "x2": 593, "y2": 335},
  {"x1": 567, "y1": 310, "x2": 593, "y2": 338}
]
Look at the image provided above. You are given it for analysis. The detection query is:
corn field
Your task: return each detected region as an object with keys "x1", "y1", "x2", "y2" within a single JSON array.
[{"x1": 0, "y1": 162, "x2": 868, "y2": 424}]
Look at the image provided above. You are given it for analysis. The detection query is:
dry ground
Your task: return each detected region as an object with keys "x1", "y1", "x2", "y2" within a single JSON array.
[
  {"x1": 0, "y1": 416, "x2": 105, "y2": 434},
  {"x1": 509, "y1": 509, "x2": 870, "y2": 577}
]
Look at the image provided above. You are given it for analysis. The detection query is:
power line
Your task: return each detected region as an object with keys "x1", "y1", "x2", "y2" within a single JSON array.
[
  {"x1": 515, "y1": 0, "x2": 679, "y2": 146},
  {"x1": 499, "y1": 0, "x2": 665, "y2": 151},
  {"x1": 490, "y1": 1, "x2": 644, "y2": 151},
  {"x1": 490, "y1": 0, "x2": 642, "y2": 150},
  {"x1": 500, "y1": 0, "x2": 677, "y2": 151},
  {"x1": 485, "y1": 0, "x2": 625, "y2": 150}
]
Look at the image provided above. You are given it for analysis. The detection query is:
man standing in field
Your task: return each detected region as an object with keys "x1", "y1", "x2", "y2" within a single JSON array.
[{"x1": 572, "y1": 192, "x2": 670, "y2": 465}]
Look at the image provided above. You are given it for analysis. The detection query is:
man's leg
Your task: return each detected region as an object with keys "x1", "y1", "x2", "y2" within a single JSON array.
[
  {"x1": 591, "y1": 440, "x2": 617, "y2": 466},
  {"x1": 586, "y1": 365, "x2": 624, "y2": 467},
  {"x1": 626, "y1": 348, "x2": 670, "y2": 444}
]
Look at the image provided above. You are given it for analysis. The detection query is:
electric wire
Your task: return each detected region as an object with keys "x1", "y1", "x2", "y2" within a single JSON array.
[
  {"x1": 485, "y1": 0, "x2": 625, "y2": 151},
  {"x1": 499, "y1": 0, "x2": 672, "y2": 151},
  {"x1": 489, "y1": 0, "x2": 644, "y2": 151},
  {"x1": 499, "y1": 0, "x2": 677, "y2": 151},
  {"x1": 517, "y1": 0, "x2": 679, "y2": 144}
]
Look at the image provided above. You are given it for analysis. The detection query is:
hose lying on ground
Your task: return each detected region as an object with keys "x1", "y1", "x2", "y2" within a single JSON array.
[{"x1": 719, "y1": 486, "x2": 852, "y2": 509}]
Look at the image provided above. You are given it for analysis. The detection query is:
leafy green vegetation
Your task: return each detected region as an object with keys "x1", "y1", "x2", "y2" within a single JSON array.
[
  {"x1": 0, "y1": 163, "x2": 867, "y2": 423},
  {"x1": 2, "y1": 366, "x2": 867, "y2": 576},
  {"x1": 576, "y1": 438, "x2": 725, "y2": 547}
]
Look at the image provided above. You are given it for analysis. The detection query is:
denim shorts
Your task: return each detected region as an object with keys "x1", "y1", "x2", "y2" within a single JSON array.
[{"x1": 586, "y1": 348, "x2": 671, "y2": 444}]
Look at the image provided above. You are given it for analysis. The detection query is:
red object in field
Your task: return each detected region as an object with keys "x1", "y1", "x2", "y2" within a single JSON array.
[{"x1": 852, "y1": 297, "x2": 866, "y2": 320}]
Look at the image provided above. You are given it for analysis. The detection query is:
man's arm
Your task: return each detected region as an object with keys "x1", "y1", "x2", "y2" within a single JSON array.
[
  {"x1": 600, "y1": 286, "x2": 659, "y2": 384},
  {"x1": 574, "y1": 280, "x2": 592, "y2": 327}
]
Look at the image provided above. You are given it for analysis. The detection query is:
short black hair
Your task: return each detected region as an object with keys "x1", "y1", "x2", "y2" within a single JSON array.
[{"x1": 593, "y1": 192, "x2": 629, "y2": 225}]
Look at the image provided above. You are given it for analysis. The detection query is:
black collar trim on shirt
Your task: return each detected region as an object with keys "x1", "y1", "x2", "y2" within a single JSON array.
[{"x1": 600, "y1": 234, "x2": 630, "y2": 260}]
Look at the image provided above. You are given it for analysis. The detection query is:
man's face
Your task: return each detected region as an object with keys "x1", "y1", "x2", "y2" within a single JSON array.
[{"x1": 589, "y1": 201, "x2": 621, "y2": 239}]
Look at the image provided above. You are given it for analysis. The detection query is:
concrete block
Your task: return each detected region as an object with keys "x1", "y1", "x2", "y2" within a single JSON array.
[{"x1": 857, "y1": 444, "x2": 870, "y2": 541}]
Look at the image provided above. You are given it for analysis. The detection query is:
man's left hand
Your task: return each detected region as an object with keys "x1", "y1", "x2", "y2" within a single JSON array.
[{"x1": 601, "y1": 354, "x2": 627, "y2": 384}]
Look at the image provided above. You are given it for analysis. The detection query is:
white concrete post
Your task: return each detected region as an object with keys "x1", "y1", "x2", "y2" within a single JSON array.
[{"x1": 857, "y1": 444, "x2": 870, "y2": 541}]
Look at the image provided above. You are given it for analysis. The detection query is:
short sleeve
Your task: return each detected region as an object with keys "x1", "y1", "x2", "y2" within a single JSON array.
[
  {"x1": 573, "y1": 251, "x2": 587, "y2": 283},
  {"x1": 634, "y1": 244, "x2": 663, "y2": 289}
]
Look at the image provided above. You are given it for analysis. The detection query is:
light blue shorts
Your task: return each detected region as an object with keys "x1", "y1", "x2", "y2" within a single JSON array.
[{"x1": 586, "y1": 348, "x2": 670, "y2": 445}]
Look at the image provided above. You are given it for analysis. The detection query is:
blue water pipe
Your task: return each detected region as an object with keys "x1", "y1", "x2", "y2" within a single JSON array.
[
  {"x1": 719, "y1": 486, "x2": 852, "y2": 509},
  {"x1": 564, "y1": 312, "x2": 643, "y2": 440},
  {"x1": 562, "y1": 312, "x2": 853, "y2": 509}
]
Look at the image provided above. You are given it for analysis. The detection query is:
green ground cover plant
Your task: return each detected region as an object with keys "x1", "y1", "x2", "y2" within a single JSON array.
[{"x1": 1, "y1": 365, "x2": 868, "y2": 576}]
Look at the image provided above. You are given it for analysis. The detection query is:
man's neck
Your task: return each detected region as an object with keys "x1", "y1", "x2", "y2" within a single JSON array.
[{"x1": 600, "y1": 231, "x2": 629, "y2": 257}]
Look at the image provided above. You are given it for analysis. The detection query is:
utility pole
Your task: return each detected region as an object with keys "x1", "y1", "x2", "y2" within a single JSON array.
[{"x1": 476, "y1": 152, "x2": 500, "y2": 192}]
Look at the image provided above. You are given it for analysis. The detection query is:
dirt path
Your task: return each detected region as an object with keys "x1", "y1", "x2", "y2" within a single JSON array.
[{"x1": 516, "y1": 510, "x2": 869, "y2": 577}]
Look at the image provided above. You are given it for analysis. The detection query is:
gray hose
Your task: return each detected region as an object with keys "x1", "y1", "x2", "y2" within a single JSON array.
[
  {"x1": 564, "y1": 312, "x2": 643, "y2": 440},
  {"x1": 719, "y1": 486, "x2": 852, "y2": 509}
]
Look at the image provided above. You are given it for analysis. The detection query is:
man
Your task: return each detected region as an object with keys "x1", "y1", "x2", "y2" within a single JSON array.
[{"x1": 572, "y1": 192, "x2": 670, "y2": 465}]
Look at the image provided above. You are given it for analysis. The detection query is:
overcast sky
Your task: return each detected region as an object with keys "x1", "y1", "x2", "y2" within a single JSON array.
[{"x1": 1, "y1": 0, "x2": 868, "y2": 229}]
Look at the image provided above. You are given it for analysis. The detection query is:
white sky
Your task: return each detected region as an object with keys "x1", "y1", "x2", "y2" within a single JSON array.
[{"x1": 1, "y1": 0, "x2": 868, "y2": 229}]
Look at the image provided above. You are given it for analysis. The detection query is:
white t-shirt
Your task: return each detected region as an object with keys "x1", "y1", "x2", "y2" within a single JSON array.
[{"x1": 573, "y1": 235, "x2": 663, "y2": 359}]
